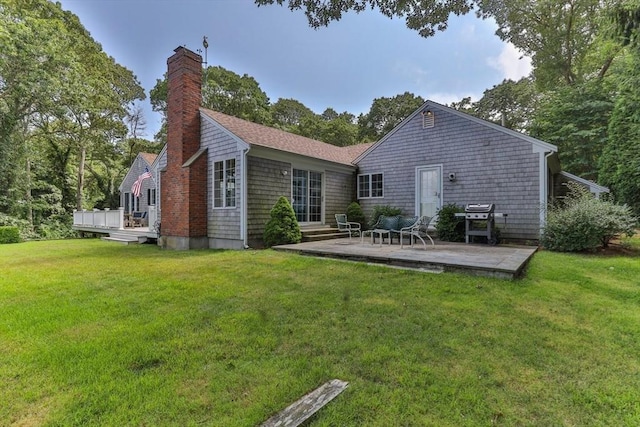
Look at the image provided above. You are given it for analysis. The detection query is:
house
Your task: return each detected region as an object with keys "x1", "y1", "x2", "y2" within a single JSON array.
[
  {"x1": 111, "y1": 46, "x2": 606, "y2": 249},
  {"x1": 119, "y1": 152, "x2": 158, "y2": 223},
  {"x1": 155, "y1": 47, "x2": 370, "y2": 249},
  {"x1": 353, "y1": 102, "x2": 608, "y2": 242}
]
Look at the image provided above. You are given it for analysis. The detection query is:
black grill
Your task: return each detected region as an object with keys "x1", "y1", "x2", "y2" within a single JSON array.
[{"x1": 464, "y1": 204, "x2": 497, "y2": 244}]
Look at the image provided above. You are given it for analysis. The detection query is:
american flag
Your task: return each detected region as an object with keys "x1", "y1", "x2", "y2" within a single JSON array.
[{"x1": 131, "y1": 167, "x2": 152, "y2": 197}]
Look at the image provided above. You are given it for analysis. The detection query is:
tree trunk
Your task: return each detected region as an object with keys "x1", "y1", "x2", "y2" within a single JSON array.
[
  {"x1": 76, "y1": 145, "x2": 86, "y2": 210},
  {"x1": 26, "y1": 157, "x2": 33, "y2": 228}
]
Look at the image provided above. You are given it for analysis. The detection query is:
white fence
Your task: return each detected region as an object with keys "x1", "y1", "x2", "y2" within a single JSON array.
[{"x1": 73, "y1": 208, "x2": 125, "y2": 230}]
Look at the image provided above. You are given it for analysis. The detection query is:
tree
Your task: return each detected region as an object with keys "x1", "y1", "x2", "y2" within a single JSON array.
[
  {"x1": 358, "y1": 92, "x2": 424, "y2": 141},
  {"x1": 271, "y1": 98, "x2": 314, "y2": 129},
  {"x1": 599, "y1": 53, "x2": 640, "y2": 215},
  {"x1": 201, "y1": 66, "x2": 271, "y2": 124},
  {"x1": 151, "y1": 65, "x2": 272, "y2": 132},
  {"x1": 255, "y1": 0, "x2": 475, "y2": 37},
  {"x1": 0, "y1": 0, "x2": 144, "y2": 233},
  {"x1": 530, "y1": 80, "x2": 613, "y2": 181},
  {"x1": 473, "y1": 77, "x2": 538, "y2": 132}
]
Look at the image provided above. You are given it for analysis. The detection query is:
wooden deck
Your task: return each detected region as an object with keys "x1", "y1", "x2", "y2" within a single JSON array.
[{"x1": 274, "y1": 238, "x2": 538, "y2": 279}]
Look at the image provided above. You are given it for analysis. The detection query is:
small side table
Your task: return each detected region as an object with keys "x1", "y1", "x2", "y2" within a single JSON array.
[{"x1": 372, "y1": 229, "x2": 391, "y2": 246}]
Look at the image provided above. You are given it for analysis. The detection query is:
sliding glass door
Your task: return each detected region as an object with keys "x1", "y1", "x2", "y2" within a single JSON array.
[{"x1": 292, "y1": 169, "x2": 323, "y2": 224}]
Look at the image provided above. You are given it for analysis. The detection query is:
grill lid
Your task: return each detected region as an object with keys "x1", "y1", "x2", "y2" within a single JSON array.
[{"x1": 465, "y1": 203, "x2": 495, "y2": 213}]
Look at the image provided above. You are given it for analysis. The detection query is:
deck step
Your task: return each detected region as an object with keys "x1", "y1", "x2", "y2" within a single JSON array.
[
  {"x1": 301, "y1": 227, "x2": 350, "y2": 242},
  {"x1": 102, "y1": 232, "x2": 147, "y2": 245}
]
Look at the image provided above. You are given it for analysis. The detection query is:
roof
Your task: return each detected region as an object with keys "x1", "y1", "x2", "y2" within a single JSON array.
[
  {"x1": 139, "y1": 152, "x2": 158, "y2": 165},
  {"x1": 560, "y1": 171, "x2": 610, "y2": 194},
  {"x1": 200, "y1": 108, "x2": 371, "y2": 166},
  {"x1": 355, "y1": 100, "x2": 558, "y2": 164}
]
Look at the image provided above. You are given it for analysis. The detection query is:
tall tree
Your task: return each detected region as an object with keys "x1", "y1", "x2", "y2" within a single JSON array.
[
  {"x1": 201, "y1": 66, "x2": 271, "y2": 124},
  {"x1": 0, "y1": 0, "x2": 144, "y2": 225},
  {"x1": 358, "y1": 92, "x2": 425, "y2": 141},
  {"x1": 473, "y1": 77, "x2": 538, "y2": 132},
  {"x1": 271, "y1": 98, "x2": 314, "y2": 129},
  {"x1": 530, "y1": 80, "x2": 613, "y2": 181}
]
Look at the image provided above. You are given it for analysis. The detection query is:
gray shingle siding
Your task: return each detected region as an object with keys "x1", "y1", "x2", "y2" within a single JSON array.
[
  {"x1": 246, "y1": 156, "x2": 291, "y2": 247},
  {"x1": 201, "y1": 120, "x2": 243, "y2": 245},
  {"x1": 357, "y1": 104, "x2": 542, "y2": 241},
  {"x1": 324, "y1": 170, "x2": 356, "y2": 226}
]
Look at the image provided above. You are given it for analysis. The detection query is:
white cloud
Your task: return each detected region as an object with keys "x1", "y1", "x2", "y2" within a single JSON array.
[
  {"x1": 392, "y1": 60, "x2": 430, "y2": 87},
  {"x1": 487, "y1": 43, "x2": 532, "y2": 81},
  {"x1": 428, "y1": 91, "x2": 483, "y2": 106}
]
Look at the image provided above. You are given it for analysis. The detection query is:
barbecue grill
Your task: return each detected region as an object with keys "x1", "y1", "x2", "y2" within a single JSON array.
[{"x1": 465, "y1": 204, "x2": 498, "y2": 245}]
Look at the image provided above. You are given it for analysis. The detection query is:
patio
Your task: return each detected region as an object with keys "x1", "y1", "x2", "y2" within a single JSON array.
[{"x1": 274, "y1": 238, "x2": 538, "y2": 279}]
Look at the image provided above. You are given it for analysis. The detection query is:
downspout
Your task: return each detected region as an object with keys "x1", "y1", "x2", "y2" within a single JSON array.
[
  {"x1": 242, "y1": 147, "x2": 250, "y2": 249},
  {"x1": 540, "y1": 151, "x2": 554, "y2": 228}
]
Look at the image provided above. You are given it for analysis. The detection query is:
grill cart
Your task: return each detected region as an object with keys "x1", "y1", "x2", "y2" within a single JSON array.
[{"x1": 465, "y1": 203, "x2": 498, "y2": 245}]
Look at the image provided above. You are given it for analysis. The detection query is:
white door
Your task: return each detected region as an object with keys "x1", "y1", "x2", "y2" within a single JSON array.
[{"x1": 416, "y1": 166, "x2": 442, "y2": 217}]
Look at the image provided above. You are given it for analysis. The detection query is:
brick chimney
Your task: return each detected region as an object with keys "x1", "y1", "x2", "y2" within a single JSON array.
[{"x1": 160, "y1": 46, "x2": 208, "y2": 250}]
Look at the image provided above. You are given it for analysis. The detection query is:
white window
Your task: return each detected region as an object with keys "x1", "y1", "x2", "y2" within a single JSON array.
[
  {"x1": 214, "y1": 158, "x2": 236, "y2": 208},
  {"x1": 358, "y1": 173, "x2": 383, "y2": 199}
]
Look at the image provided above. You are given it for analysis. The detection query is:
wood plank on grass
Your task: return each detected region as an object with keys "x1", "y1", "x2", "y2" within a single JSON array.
[{"x1": 260, "y1": 379, "x2": 349, "y2": 427}]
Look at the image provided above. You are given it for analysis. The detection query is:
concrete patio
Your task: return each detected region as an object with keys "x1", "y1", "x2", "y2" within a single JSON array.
[{"x1": 274, "y1": 237, "x2": 538, "y2": 279}]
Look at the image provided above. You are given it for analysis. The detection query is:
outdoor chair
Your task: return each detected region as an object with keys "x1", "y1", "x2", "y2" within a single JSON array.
[
  {"x1": 335, "y1": 213, "x2": 361, "y2": 241},
  {"x1": 400, "y1": 215, "x2": 437, "y2": 249},
  {"x1": 132, "y1": 211, "x2": 147, "y2": 227}
]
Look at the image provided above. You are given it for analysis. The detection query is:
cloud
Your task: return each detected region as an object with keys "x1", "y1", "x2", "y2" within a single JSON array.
[
  {"x1": 487, "y1": 43, "x2": 532, "y2": 80},
  {"x1": 392, "y1": 60, "x2": 430, "y2": 87}
]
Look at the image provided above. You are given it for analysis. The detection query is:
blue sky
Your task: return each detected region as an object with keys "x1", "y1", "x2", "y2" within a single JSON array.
[{"x1": 58, "y1": 0, "x2": 531, "y2": 138}]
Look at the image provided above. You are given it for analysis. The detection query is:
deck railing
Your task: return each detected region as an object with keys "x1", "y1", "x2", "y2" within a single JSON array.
[{"x1": 73, "y1": 208, "x2": 125, "y2": 230}]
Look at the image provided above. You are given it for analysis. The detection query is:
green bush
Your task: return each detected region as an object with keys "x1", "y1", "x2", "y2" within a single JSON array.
[
  {"x1": 435, "y1": 203, "x2": 465, "y2": 242},
  {"x1": 542, "y1": 183, "x2": 637, "y2": 252},
  {"x1": 346, "y1": 202, "x2": 366, "y2": 229},
  {"x1": 369, "y1": 205, "x2": 402, "y2": 228},
  {"x1": 263, "y1": 196, "x2": 302, "y2": 247},
  {"x1": 0, "y1": 226, "x2": 21, "y2": 244}
]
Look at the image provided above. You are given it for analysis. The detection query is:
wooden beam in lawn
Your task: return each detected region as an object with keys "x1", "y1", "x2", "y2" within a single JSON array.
[{"x1": 260, "y1": 379, "x2": 349, "y2": 427}]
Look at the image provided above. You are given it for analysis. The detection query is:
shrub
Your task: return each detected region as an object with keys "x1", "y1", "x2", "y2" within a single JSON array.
[
  {"x1": 542, "y1": 183, "x2": 637, "y2": 252},
  {"x1": 346, "y1": 202, "x2": 366, "y2": 229},
  {"x1": 435, "y1": 203, "x2": 465, "y2": 242},
  {"x1": 0, "y1": 213, "x2": 38, "y2": 240},
  {"x1": 0, "y1": 226, "x2": 21, "y2": 244},
  {"x1": 263, "y1": 196, "x2": 302, "y2": 247},
  {"x1": 369, "y1": 205, "x2": 402, "y2": 228}
]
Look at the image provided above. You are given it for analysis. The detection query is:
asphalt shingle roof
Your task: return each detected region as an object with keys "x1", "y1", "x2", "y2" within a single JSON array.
[{"x1": 200, "y1": 108, "x2": 371, "y2": 166}]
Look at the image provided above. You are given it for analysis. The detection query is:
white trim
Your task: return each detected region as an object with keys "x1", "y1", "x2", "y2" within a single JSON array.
[
  {"x1": 560, "y1": 171, "x2": 610, "y2": 197},
  {"x1": 241, "y1": 148, "x2": 249, "y2": 248},
  {"x1": 414, "y1": 164, "x2": 443, "y2": 217},
  {"x1": 357, "y1": 172, "x2": 384, "y2": 199}
]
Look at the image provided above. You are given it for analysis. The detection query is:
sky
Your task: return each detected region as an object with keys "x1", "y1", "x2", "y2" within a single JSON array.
[{"x1": 57, "y1": 0, "x2": 532, "y2": 139}]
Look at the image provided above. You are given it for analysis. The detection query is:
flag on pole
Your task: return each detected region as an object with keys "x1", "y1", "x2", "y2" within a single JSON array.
[{"x1": 131, "y1": 167, "x2": 152, "y2": 197}]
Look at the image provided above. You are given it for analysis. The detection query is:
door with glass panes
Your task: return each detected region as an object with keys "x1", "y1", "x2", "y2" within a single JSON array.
[{"x1": 292, "y1": 169, "x2": 322, "y2": 224}]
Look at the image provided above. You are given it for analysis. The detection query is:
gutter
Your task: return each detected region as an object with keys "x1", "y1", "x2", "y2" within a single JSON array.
[{"x1": 242, "y1": 146, "x2": 250, "y2": 249}]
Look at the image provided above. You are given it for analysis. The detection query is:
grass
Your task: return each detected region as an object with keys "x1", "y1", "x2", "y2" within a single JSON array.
[{"x1": 1, "y1": 238, "x2": 640, "y2": 426}]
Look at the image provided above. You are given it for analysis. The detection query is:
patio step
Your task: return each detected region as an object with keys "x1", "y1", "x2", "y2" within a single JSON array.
[
  {"x1": 101, "y1": 232, "x2": 147, "y2": 245},
  {"x1": 301, "y1": 227, "x2": 349, "y2": 242}
]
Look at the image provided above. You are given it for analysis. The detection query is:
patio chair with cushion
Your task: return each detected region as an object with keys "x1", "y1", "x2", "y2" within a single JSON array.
[
  {"x1": 400, "y1": 215, "x2": 437, "y2": 249},
  {"x1": 335, "y1": 213, "x2": 361, "y2": 241},
  {"x1": 132, "y1": 211, "x2": 147, "y2": 227}
]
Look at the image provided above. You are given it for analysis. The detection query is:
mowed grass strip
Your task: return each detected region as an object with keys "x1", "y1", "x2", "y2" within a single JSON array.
[{"x1": 1, "y1": 239, "x2": 639, "y2": 426}]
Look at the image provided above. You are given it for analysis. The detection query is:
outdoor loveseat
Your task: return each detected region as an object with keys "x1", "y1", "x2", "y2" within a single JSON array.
[{"x1": 370, "y1": 215, "x2": 436, "y2": 249}]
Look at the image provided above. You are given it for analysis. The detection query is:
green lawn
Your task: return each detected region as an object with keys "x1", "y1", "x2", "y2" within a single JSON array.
[{"x1": 1, "y1": 239, "x2": 639, "y2": 426}]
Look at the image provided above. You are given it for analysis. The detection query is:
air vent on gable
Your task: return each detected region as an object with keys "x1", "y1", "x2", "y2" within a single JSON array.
[{"x1": 422, "y1": 109, "x2": 434, "y2": 128}]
